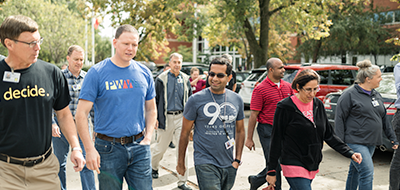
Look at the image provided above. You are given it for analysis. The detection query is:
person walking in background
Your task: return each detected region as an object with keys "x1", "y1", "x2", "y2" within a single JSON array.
[
  {"x1": 245, "y1": 58, "x2": 293, "y2": 190},
  {"x1": 190, "y1": 67, "x2": 206, "y2": 94},
  {"x1": 335, "y1": 60, "x2": 398, "y2": 190},
  {"x1": 52, "y1": 45, "x2": 95, "y2": 190},
  {"x1": 0, "y1": 15, "x2": 85, "y2": 189},
  {"x1": 390, "y1": 61, "x2": 400, "y2": 190},
  {"x1": 75, "y1": 24, "x2": 157, "y2": 190},
  {"x1": 266, "y1": 69, "x2": 362, "y2": 190},
  {"x1": 151, "y1": 52, "x2": 192, "y2": 190},
  {"x1": 177, "y1": 57, "x2": 245, "y2": 190}
]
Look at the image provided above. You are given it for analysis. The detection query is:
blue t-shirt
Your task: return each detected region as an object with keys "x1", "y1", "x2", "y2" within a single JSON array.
[
  {"x1": 79, "y1": 58, "x2": 155, "y2": 138},
  {"x1": 183, "y1": 88, "x2": 244, "y2": 168}
]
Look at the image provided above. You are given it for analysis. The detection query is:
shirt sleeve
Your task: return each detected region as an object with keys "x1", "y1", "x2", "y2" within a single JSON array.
[
  {"x1": 145, "y1": 71, "x2": 156, "y2": 101},
  {"x1": 53, "y1": 68, "x2": 71, "y2": 111},
  {"x1": 79, "y1": 68, "x2": 99, "y2": 103},
  {"x1": 183, "y1": 96, "x2": 197, "y2": 121},
  {"x1": 334, "y1": 90, "x2": 352, "y2": 141}
]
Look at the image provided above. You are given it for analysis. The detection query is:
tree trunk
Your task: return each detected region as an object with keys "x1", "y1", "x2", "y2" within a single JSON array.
[{"x1": 312, "y1": 40, "x2": 322, "y2": 63}]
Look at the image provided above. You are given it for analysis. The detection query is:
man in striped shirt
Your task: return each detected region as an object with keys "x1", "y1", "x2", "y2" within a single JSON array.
[{"x1": 245, "y1": 58, "x2": 294, "y2": 190}]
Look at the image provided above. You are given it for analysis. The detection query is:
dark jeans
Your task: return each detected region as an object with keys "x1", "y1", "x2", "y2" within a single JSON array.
[
  {"x1": 252, "y1": 123, "x2": 281, "y2": 190},
  {"x1": 390, "y1": 111, "x2": 400, "y2": 190},
  {"x1": 285, "y1": 177, "x2": 313, "y2": 190},
  {"x1": 53, "y1": 133, "x2": 95, "y2": 190},
  {"x1": 95, "y1": 136, "x2": 152, "y2": 190},
  {"x1": 195, "y1": 164, "x2": 237, "y2": 190}
]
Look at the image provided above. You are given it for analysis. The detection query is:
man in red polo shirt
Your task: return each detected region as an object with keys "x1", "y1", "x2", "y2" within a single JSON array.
[{"x1": 245, "y1": 58, "x2": 294, "y2": 190}]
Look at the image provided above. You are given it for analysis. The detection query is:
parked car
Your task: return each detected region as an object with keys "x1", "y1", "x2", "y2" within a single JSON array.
[
  {"x1": 238, "y1": 68, "x2": 267, "y2": 105},
  {"x1": 235, "y1": 71, "x2": 251, "y2": 93},
  {"x1": 239, "y1": 63, "x2": 359, "y2": 106},
  {"x1": 323, "y1": 73, "x2": 397, "y2": 152}
]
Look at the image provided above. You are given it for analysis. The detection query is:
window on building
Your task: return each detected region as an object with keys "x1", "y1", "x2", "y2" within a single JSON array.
[{"x1": 395, "y1": 10, "x2": 400, "y2": 22}]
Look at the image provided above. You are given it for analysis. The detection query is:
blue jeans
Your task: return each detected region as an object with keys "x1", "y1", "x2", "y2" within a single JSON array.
[
  {"x1": 345, "y1": 143, "x2": 375, "y2": 190},
  {"x1": 195, "y1": 164, "x2": 237, "y2": 190},
  {"x1": 95, "y1": 136, "x2": 152, "y2": 190},
  {"x1": 53, "y1": 133, "x2": 95, "y2": 190},
  {"x1": 252, "y1": 123, "x2": 281, "y2": 190},
  {"x1": 390, "y1": 111, "x2": 400, "y2": 190},
  {"x1": 285, "y1": 177, "x2": 313, "y2": 190}
]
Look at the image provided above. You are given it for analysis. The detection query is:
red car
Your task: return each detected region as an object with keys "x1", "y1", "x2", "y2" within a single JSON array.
[{"x1": 239, "y1": 63, "x2": 359, "y2": 106}]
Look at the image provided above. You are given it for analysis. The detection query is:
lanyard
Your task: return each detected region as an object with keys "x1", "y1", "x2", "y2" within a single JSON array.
[{"x1": 208, "y1": 89, "x2": 230, "y2": 140}]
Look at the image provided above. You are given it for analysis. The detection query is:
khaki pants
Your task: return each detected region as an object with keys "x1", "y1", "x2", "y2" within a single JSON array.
[
  {"x1": 0, "y1": 153, "x2": 60, "y2": 190},
  {"x1": 151, "y1": 113, "x2": 189, "y2": 186}
]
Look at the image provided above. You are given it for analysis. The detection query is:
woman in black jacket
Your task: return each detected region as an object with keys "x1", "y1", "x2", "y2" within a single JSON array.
[
  {"x1": 266, "y1": 69, "x2": 362, "y2": 190},
  {"x1": 335, "y1": 60, "x2": 398, "y2": 190}
]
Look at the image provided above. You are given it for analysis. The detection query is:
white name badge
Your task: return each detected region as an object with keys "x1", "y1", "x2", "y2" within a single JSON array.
[
  {"x1": 372, "y1": 100, "x2": 380, "y2": 107},
  {"x1": 225, "y1": 138, "x2": 235, "y2": 150},
  {"x1": 72, "y1": 83, "x2": 82, "y2": 91},
  {"x1": 3, "y1": 71, "x2": 20, "y2": 83}
]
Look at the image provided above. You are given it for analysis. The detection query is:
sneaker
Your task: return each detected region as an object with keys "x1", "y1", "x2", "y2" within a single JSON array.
[
  {"x1": 169, "y1": 142, "x2": 176, "y2": 148},
  {"x1": 152, "y1": 169, "x2": 159, "y2": 179},
  {"x1": 178, "y1": 184, "x2": 192, "y2": 190},
  {"x1": 248, "y1": 175, "x2": 260, "y2": 190}
]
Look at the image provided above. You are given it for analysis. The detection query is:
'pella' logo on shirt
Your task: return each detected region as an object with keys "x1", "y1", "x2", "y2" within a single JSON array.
[
  {"x1": 3, "y1": 85, "x2": 48, "y2": 100},
  {"x1": 105, "y1": 79, "x2": 143, "y2": 90}
]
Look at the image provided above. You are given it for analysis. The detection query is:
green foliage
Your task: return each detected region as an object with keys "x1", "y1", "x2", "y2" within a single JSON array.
[
  {"x1": 89, "y1": 0, "x2": 193, "y2": 61},
  {"x1": 297, "y1": 0, "x2": 399, "y2": 63},
  {"x1": 190, "y1": 0, "x2": 346, "y2": 68},
  {"x1": 0, "y1": 0, "x2": 88, "y2": 63},
  {"x1": 95, "y1": 33, "x2": 112, "y2": 62}
]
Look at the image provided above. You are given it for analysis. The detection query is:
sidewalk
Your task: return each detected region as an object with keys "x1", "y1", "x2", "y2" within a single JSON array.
[{"x1": 66, "y1": 141, "x2": 389, "y2": 190}]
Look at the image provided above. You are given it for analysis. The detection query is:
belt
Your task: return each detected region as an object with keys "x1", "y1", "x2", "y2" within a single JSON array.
[
  {"x1": 97, "y1": 133, "x2": 143, "y2": 145},
  {"x1": 167, "y1": 110, "x2": 183, "y2": 115},
  {"x1": 0, "y1": 147, "x2": 52, "y2": 167}
]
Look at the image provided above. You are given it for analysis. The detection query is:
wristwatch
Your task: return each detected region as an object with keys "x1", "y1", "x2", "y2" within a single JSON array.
[
  {"x1": 233, "y1": 158, "x2": 242, "y2": 165},
  {"x1": 71, "y1": 147, "x2": 82, "y2": 153}
]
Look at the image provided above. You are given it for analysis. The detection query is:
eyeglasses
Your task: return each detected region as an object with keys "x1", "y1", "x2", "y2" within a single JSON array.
[
  {"x1": 209, "y1": 72, "x2": 227, "y2": 78},
  {"x1": 302, "y1": 86, "x2": 320, "y2": 93},
  {"x1": 12, "y1": 37, "x2": 43, "y2": 48}
]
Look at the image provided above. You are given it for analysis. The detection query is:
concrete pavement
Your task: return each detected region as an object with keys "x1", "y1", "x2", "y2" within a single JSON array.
[{"x1": 65, "y1": 109, "x2": 392, "y2": 189}]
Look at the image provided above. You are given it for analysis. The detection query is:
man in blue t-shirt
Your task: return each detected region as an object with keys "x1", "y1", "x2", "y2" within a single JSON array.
[
  {"x1": 75, "y1": 24, "x2": 157, "y2": 190},
  {"x1": 177, "y1": 57, "x2": 245, "y2": 190}
]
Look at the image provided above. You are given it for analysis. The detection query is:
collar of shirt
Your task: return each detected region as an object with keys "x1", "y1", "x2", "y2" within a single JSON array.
[
  {"x1": 168, "y1": 71, "x2": 181, "y2": 78},
  {"x1": 63, "y1": 68, "x2": 85, "y2": 79}
]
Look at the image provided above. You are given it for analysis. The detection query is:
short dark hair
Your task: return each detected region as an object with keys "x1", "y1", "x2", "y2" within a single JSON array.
[
  {"x1": 115, "y1": 24, "x2": 139, "y2": 39},
  {"x1": 209, "y1": 57, "x2": 232, "y2": 76},
  {"x1": 291, "y1": 69, "x2": 320, "y2": 91},
  {"x1": 0, "y1": 15, "x2": 39, "y2": 48}
]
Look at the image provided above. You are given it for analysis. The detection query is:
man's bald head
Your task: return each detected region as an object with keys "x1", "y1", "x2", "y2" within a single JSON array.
[{"x1": 266, "y1": 58, "x2": 283, "y2": 71}]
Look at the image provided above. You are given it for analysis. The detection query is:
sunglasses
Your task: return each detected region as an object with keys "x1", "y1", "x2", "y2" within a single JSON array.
[{"x1": 209, "y1": 72, "x2": 227, "y2": 78}]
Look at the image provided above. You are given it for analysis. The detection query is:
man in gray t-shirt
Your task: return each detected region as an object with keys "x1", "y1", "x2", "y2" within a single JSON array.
[{"x1": 177, "y1": 57, "x2": 245, "y2": 190}]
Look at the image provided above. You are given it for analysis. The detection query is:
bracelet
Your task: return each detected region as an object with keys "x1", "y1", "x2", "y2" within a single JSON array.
[{"x1": 71, "y1": 147, "x2": 82, "y2": 153}]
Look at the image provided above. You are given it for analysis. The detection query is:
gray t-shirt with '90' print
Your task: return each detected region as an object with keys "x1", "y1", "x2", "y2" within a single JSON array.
[{"x1": 183, "y1": 88, "x2": 244, "y2": 168}]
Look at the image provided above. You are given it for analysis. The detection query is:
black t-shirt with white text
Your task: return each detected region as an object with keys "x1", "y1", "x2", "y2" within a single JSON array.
[{"x1": 0, "y1": 59, "x2": 70, "y2": 157}]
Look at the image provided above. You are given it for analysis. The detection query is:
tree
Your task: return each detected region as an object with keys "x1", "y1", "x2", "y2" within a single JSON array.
[
  {"x1": 297, "y1": 0, "x2": 398, "y2": 64},
  {"x1": 189, "y1": 0, "x2": 346, "y2": 68},
  {"x1": 89, "y1": 0, "x2": 191, "y2": 62},
  {"x1": 95, "y1": 33, "x2": 112, "y2": 62},
  {"x1": 0, "y1": 0, "x2": 88, "y2": 63}
]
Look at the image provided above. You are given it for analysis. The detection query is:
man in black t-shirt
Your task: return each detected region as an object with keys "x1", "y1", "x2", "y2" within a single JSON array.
[{"x1": 0, "y1": 15, "x2": 85, "y2": 189}]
